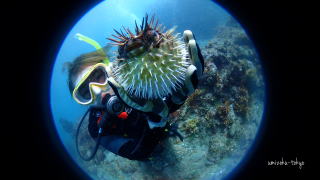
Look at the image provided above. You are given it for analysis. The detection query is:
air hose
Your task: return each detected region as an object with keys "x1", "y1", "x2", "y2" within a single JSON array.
[
  {"x1": 75, "y1": 106, "x2": 105, "y2": 161},
  {"x1": 75, "y1": 95, "x2": 126, "y2": 161}
]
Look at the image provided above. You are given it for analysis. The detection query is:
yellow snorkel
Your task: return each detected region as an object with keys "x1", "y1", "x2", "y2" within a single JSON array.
[{"x1": 75, "y1": 33, "x2": 110, "y2": 65}]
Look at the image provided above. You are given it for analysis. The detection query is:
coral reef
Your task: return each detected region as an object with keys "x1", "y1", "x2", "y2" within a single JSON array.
[
  {"x1": 181, "y1": 118, "x2": 200, "y2": 135},
  {"x1": 68, "y1": 17, "x2": 265, "y2": 180}
]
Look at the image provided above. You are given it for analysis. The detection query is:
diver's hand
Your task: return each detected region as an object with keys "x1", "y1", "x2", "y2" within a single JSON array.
[
  {"x1": 183, "y1": 30, "x2": 204, "y2": 78},
  {"x1": 169, "y1": 31, "x2": 205, "y2": 106}
]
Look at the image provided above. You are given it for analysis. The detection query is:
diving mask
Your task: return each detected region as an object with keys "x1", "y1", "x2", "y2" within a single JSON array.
[{"x1": 73, "y1": 63, "x2": 112, "y2": 105}]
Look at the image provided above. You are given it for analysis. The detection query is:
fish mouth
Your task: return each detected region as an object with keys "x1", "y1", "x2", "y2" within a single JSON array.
[{"x1": 107, "y1": 14, "x2": 165, "y2": 59}]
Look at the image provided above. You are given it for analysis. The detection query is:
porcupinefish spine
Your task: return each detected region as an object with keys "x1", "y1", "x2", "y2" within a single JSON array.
[{"x1": 113, "y1": 31, "x2": 190, "y2": 100}]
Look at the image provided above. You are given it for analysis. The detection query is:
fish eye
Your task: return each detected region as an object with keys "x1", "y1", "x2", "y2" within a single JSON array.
[{"x1": 125, "y1": 39, "x2": 143, "y2": 52}]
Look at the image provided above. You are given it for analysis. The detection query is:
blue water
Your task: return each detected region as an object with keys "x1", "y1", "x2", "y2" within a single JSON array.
[
  {"x1": 50, "y1": 0, "x2": 229, "y2": 157},
  {"x1": 50, "y1": 0, "x2": 233, "y2": 179}
]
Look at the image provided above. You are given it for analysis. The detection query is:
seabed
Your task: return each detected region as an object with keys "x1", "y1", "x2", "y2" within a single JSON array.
[{"x1": 60, "y1": 18, "x2": 265, "y2": 180}]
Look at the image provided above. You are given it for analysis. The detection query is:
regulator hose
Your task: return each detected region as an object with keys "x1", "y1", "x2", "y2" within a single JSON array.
[{"x1": 75, "y1": 106, "x2": 104, "y2": 161}]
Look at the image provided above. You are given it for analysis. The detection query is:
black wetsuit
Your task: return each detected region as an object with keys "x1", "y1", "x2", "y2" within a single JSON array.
[
  {"x1": 86, "y1": 62, "x2": 200, "y2": 161},
  {"x1": 88, "y1": 103, "x2": 168, "y2": 160},
  {"x1": 86, "y1": 39, "x2": 203, "y2": 160}
]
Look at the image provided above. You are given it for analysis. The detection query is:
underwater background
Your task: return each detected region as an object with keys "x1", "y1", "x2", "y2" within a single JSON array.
[{"x1": 50, "y1": 0, "x2": 265, "y2": 179}]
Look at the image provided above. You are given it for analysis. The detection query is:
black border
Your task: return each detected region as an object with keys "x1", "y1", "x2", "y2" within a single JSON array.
[{"x1": 15, "y1": 0, "x2": 313, "y2": 179}]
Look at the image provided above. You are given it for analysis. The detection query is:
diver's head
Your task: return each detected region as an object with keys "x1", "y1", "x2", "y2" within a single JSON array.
[
  {"x1": 66, "y1": 49, "x2": 106, "y2": 93},
  {"x1": 65, "y1": 50, "x2": 112, "y2": 105}
]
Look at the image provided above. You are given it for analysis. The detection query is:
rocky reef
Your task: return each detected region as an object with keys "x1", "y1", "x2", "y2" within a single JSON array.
[{"x1": 61, "y1": 17, "x2": 265, "y2": 180}]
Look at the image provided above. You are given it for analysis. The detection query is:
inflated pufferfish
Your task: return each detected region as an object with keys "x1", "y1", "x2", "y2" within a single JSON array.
[{"x1": 108, "y1": 14, "x2": 200, "y2": 100}]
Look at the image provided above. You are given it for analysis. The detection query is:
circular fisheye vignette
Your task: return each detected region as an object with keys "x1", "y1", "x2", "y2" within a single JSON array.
[
  {"x1": 49, "y1": 0, "x2": 267, "y2": 180},
  {"x1": 47, "y1": 1, "x2": 104, "y2": 179},
  {"x1": 213, "y1": 2, "x2": 268, "y2": 179}
]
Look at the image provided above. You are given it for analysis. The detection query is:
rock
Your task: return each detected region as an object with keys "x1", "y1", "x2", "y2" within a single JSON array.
[
  {"x1": 94, "y1": 149, "x2": 105, "y2": 163},
  {"x1": 118, "y1": 161, "x2": 137, "y2": 174},
  {"x1": 104, "y1": 151, "x2": 116, "y2": 162},
  {"x1": 189, "y1": 150, "x2": 206, "y2": 162},
  {"x1": 59, "y1": 118, "x2": 74, "y2": 134}
]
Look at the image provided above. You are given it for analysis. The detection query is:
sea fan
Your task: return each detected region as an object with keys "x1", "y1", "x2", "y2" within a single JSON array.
[{"x1": 108, "y1": 14, "x2": 190, "y2": 99}]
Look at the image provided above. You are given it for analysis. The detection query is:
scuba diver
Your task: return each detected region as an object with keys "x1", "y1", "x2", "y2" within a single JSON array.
[{"x1": 66, "y1": 15, "x2": 204, "y2": 161}]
